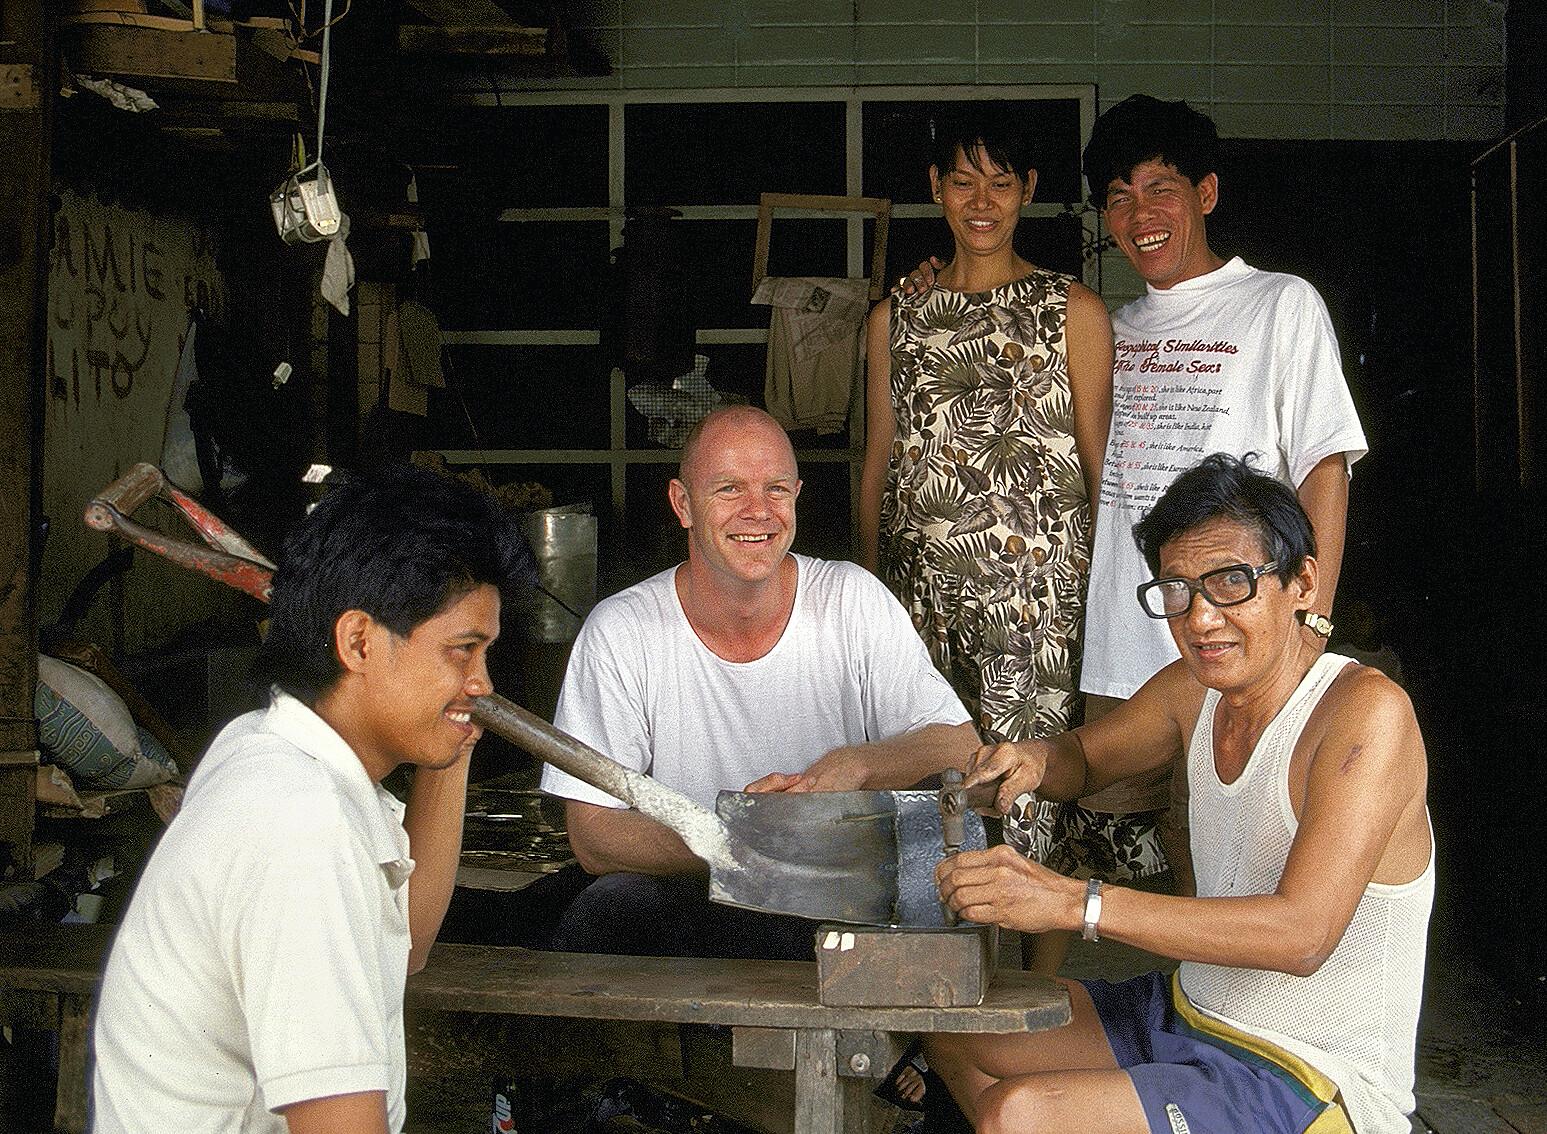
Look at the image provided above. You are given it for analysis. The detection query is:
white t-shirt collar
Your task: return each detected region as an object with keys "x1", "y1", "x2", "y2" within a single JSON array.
[{"x1": 1145, "y1": 255, "x2": 1251, "y2": 297}]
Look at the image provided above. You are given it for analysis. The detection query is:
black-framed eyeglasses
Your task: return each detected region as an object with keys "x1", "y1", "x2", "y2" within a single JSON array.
[{"x1": 1136, "y1": 561, "x2": 1279, "y2": 620}]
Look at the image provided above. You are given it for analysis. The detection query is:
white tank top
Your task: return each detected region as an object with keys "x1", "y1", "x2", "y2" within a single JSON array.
[{"x1": 1178, "y1": 653, "x2": 1434, "y2": 1134}]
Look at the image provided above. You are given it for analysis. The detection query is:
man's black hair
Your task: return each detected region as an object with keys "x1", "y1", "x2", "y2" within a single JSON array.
[
  {"x1": 1133, "y1": 453, "x2": 1315, "y2": 584},
  {"x1": 253, "y1": 465, "x2": 535, "y2": 705},
  {"x1": 1082, "y1": 94, "x2": 1221, "y2": 209},
  {"x1": 929, "y1": 108, "x2": 1034, "y2": 183}
]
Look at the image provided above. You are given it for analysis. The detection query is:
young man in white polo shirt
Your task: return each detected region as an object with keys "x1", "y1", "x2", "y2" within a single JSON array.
[{"x1": 92, "y1": 467, "x2": 531, "y2": 1134}]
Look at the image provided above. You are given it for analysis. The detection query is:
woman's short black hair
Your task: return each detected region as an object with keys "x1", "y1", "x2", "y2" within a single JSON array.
[
  {"x1": 1082, "y1": 94, "x2": 1221, "y2": 209},
  {"x1": 1133, "y1": 453, "x2": 1316, "y2": 584},
  {"x1": 253, "y1": 465, "x2": 534, "y2": 705},
  {"x1": 928, "y1": 108, "x2": 1034, "y2": 183}
]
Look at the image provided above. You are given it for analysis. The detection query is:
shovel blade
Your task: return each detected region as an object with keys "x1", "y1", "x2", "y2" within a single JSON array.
[{"x1": 711, "y1": 789, "x2": 986, "y2": 927}]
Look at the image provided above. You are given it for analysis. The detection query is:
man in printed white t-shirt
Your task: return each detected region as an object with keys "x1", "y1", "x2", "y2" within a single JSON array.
[
  {"x1": 1078, "y1": 96, "x2": 1368, "y2": 888},
  {"x1": 541, "y1": 406, "x2": 978, "y2": 960}
]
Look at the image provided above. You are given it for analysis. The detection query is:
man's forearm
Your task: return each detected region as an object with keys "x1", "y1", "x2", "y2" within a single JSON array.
[
  {"x1": 1035, "y1": 730, "x2": 1096, "y2": 803},
  {"x1": 1297, "y1": 453, "x2": 1350, "y2": 618},
  {"x1": 1072, "y1": 883, "x2": 1343, "y2": 978},
  {"x1": 566, "y1": 801, "x2": 707, "y2": 877},
  {"x1": 854, "y1": 721, "x2": 981, "y2": 790},
  {"x1": 401, "y1": 755, "x2": 470, "y2": 974}
]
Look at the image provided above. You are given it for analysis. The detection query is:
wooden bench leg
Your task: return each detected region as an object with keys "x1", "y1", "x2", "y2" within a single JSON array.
[
  {"x1": 794, "y1": 1028, "x2": 841, "y2": 1134},
  {"x1": 54, "y1": 993, "x2": 89, "y2": 1134}
]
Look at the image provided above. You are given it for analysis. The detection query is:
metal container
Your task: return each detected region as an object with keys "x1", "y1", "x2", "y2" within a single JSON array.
[{"x1": 520, "y1": 506, "x2": 597, "y2": 643}]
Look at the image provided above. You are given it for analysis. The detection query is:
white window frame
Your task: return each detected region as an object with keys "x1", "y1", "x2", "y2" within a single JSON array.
[{"x1": 433, "y1": 84, "x2": 1099, "y2": 532}]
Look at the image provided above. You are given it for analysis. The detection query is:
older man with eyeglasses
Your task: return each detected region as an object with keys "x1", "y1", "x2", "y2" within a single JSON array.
[{"x1": 922, "y1": 453, "x2": 1433, "y2": 1134}]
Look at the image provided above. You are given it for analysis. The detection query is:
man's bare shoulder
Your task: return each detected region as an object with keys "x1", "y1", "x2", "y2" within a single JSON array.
[
  {"x1": 1314, "y1": 661, "x2": 1426, "y2": 774},
  {"x1": 1324, "y1": 662, "x2": 1418, "y2": 731},
  {"x1": 1110, "y1": 658, "x2": 1210, "y2": 760},
  {"x1": 1138, "y1": 657, "x2": 1211, "y2": 723}
]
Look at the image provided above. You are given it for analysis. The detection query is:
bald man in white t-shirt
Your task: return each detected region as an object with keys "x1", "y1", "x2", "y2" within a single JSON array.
[{"x1": 540, "y1": 407, "x2": 978, "y2": 959}]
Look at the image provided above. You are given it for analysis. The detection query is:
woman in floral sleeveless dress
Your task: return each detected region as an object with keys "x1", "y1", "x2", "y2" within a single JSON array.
[{"x1": 860, "y1": 118, "x2": 1136, "y2": 972}]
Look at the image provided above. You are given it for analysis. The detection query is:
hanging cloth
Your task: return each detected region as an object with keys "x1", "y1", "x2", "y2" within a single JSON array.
[{"x1": 753, "y1": 276, "x2": 868, "y2": 434}]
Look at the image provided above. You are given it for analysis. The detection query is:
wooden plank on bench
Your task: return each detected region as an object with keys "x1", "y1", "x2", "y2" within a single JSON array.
[{"x1": 406, "y1": 943, "x2": 1071, "y2": 1034}]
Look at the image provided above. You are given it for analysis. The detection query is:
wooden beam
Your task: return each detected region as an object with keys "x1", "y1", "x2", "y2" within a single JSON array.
[
  {"x1": 60, "y1": 11, "x2": 234, "y2": 33},
  {"x1": 64, "y1": 23, "x2": 238, "y2": 83},
  {"x1": 161, "y1": 99, "x2": 302, "y2": 123},
  {"x1": 250, "y1": 26, "x2": 319, "y2": 67},
  {"x1": 405, "y1": 0, "x2": 516, "y2": 25},
  {"x1": 397, "y1": 23, "x2": 549, "y2": 57}
]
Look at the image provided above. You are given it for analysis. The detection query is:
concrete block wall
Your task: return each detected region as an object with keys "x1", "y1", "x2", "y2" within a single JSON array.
[{"x1": 538, "y1": 0, "x2": 1505, "y2": 144}]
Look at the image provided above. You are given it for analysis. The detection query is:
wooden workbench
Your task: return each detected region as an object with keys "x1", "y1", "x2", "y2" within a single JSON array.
[
  {"x1": 407, "y1": 944, "x2": 1071, "y2": 1134},
  {"x1": 0, "y1": 924, "x2": 1071, "y2": 1134}
]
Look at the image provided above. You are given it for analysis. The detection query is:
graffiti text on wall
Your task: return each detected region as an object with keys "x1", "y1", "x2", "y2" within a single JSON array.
[{"x1": 47, "y1": 206, "x2": 219, "y2": 408}]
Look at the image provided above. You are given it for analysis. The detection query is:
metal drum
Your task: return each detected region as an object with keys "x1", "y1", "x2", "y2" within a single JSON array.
[{"x1": 521, "y1": 506, "x2": 597, "y2": 643}]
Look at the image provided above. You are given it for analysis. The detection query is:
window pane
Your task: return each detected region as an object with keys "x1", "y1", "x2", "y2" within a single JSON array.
[
  {"x1": 668, "y1": 219, "x2": 846, "y2": 329},
  {"x1": 626, "y1": 102, "x2": 846, "y2": 205},
  {"x1": 408, "y1": 106, "x2": 610, "y2": 208},
  {"x1": 437, "y1": 345, "x2": 611, "y2": 449},
  {"x1": 429, "y1": 222, "x2": 610, "y2": 330},
  {"x1": 862, "y1": 99, "x2": 1085, "y2": 204},
  {"x1": 790, "y1": 461, "x2": 852, "y2": 563}
]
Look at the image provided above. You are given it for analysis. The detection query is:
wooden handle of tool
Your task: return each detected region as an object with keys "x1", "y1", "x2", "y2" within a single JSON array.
[
  {"x1": 470, "y1": 693, "x2": 736, "y2": 867},
  {"x1": 84, "y1": 463, "x2": 165, "y2": 531}
]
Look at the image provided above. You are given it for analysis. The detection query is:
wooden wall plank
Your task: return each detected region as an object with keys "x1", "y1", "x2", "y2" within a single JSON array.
[
  {"x1": 0, "y1": 1, "x2": 53, "y2": 882},
  {"x1": 66, "y1": 24, "x2": 238, "y2": 83}
]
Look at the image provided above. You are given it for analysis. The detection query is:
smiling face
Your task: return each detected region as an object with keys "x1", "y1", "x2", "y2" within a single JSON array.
[
  {"x1": 1103, "y1": 158, "x2": 1222, "y2": 290},
  {"x1": 355, "y1": 583, "x2": 501, "y2": 778},
  {"x1": 1157, "y1": 517, "x2": 1314, "y2": 693},
  {"x1": 669, "y1": 410, "x2": 801, "y2": 592},
  {"x1": 930, "y1": 144, "x2": 1034, "y2": 262}
]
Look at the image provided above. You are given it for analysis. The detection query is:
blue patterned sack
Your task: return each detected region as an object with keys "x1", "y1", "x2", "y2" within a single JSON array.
[{"x1": 35, "y1": 656, "x2": 178, "y2": 790}]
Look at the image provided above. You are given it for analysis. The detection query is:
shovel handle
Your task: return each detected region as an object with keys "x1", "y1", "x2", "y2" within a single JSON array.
[
  {"x1": 86, "y1": 463, "x2": 165, "y2": 520},
  {"x1": 469, "y1": 693, "x2": 736, "y2": 868}
]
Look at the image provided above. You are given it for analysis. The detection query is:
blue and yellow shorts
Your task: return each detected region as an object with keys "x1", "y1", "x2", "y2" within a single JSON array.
[{"x1": 1082, "y1": 970, "x2": 1355, "y2": 1134}]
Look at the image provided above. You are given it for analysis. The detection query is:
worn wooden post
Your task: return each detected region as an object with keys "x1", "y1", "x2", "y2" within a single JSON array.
[
  {"x1": 793, "y1": 1027, "x2": 843, "y2": 1134},
  {"x1": 0, "y1": 0, "x2": 56, "y2": 885}
]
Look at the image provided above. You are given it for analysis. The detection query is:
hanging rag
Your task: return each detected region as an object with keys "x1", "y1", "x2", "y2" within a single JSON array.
[
  {"x1": 161, "y1": 318, "x2": 203, "y2": 492},
  {"x1": 753, "y1": 276, "x2": 868, "y2": 435},
  {"x1": 320, "y1": 212, "x2": 355, "y2": 315},
  {"x1": 407, "y1": 173, "x2": 432, "y2": 267},
  {"x1": 385, "y1": 299, "x2": 446, "y2": 417}
]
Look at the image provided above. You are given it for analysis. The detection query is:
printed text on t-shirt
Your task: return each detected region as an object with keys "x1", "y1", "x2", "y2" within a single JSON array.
[{"x1": 1102, "y1": 335, "x2": 1244, "y2": 510}]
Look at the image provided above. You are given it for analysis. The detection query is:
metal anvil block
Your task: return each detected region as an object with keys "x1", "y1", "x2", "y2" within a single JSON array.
[{"x1": 814, "y1": 923, "x2": 998, "y2": 1007}]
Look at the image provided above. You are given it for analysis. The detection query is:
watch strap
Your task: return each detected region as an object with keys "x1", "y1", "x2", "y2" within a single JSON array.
[{"x1": 1081, "y1": 878, "x2": 1104, "y2": 942}]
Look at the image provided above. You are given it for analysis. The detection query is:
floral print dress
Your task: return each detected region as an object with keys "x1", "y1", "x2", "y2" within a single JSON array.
[{"x1": 881, "y1": 267, "x2": 1091, "y2": 864}]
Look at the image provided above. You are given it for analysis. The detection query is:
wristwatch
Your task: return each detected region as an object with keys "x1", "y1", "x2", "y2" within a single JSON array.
[
  {"x1": 1081, "y1": 878, "x2": 1104, "y2": 942},
  {"x1": 1300, "y1": 610, "x2": 1334, "y2": 639}
]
